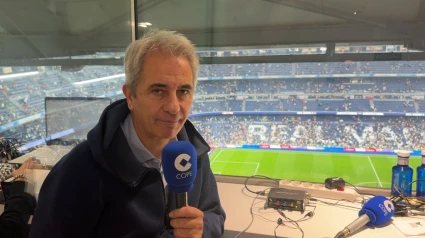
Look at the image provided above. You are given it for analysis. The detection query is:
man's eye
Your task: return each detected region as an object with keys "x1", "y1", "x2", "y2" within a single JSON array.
[
  {"x1": 152, "y1": 89, "x2": 162, "y2": 94},
  {"x1": 179, "y1": 90, "x2": 190, "y2": 95}
]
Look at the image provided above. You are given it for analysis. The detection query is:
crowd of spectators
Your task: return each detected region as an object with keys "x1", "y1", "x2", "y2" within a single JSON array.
[
  {"x1": 1, "y1": 62, "x2": 425, "y2": 151},
  {"x1": 192, "y1": 115, "x2": 425, "y2": 150},
  {"x1": 196, "y1": 44, "x2": 412, "y2": 58}
]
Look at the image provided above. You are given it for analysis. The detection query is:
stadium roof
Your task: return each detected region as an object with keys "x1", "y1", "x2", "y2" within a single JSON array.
[{"x1": 0, "y1": 0, "x2": 424, "y2": 66}]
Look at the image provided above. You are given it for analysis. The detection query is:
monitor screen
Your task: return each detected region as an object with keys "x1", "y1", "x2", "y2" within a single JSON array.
[{"x1": 44, "y1": 97, "x2": 111, "y2": 145}]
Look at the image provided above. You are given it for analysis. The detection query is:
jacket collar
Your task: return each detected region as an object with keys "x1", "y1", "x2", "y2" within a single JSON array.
[{"x1": 100, "y1": 99, "x2": 210, "y2": 188}]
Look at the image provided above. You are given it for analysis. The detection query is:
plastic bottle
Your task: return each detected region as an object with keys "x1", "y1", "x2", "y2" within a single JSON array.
[
  {"x1": 416, "y1": 150, "x2": 425, "y2": 199},
  {"x1": 391, "y1": 150, "x2": 413, "y2": 196}
]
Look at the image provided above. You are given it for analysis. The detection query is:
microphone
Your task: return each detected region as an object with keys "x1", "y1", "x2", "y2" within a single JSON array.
[
  {"x1": 334, "y1": 196, "x2": 395, "y2": 238},
  {"x1": 162, "y1": 141, "x2": 197, "y2": 208}
]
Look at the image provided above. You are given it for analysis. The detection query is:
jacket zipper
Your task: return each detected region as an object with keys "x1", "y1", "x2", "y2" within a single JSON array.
[
  {"x1": 152, "y1": 168, "x2": 170, "y2": 232},
  {"x1": 132, "y1": 168, "x2": 168, "y2": 231}
]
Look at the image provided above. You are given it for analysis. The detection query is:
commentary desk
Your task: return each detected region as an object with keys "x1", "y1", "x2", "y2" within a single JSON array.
[
  {"x1": 1, "y1": 171, "x2": 425, "y2": 238},
  {"x1": 218, "y1": 182, "x2": 425, "y2": 238}
]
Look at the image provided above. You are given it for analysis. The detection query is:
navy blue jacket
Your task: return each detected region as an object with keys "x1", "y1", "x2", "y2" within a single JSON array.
[{"x1": 29, "y1": 99, "x2": 226, "y2": 238}]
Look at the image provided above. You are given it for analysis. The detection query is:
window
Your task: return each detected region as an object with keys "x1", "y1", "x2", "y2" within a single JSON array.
[
  {"x1": 0, "y1": 0, "x2": 130, "y2": 148},
  {"x1": 1, "y1": 0, "x2": 425, "y2": 189},
  {"x1": 137, "y1": 0, "x2": 425, "y2": 189}
]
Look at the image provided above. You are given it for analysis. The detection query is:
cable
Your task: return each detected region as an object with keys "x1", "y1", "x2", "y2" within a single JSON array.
[
  {"x1": 234, "y1": 188, "x2": 271, "y2": 238},
  {"x1": 344, "y1": 181, "x2": 362, "y2": 194},
  {"x1": 344, "y1": 181, "x2": 365, "y2": 203},
  {"x1": 345, "y1": 181, "x2": 378, "y2": 204},
  {"x1": 401, "y1": 180, "x2": 425, "y2": 197},
  {"x1": 312, "y1": 198, "x2": 363, "y2": 210},
  {"x1": 0, "y1": 138, "x2": 22, "y2": 161},
  {"x1": 273, "y1": 218, "x2": 300, "y2": 237},
  {"x1": 251, "y1": 201, "x2": 280, "y2": 223},
  {"x1": 295, "y1": 205, "x2": 316, "y2": 222},
  {"x1": 389, "y1": 181, "x2": 425, "y2": 217},
  {"x1": 284, "y1": 217, "x2": 304, "y2": 238},
  {"x1": 407, "y1": 198, "x2": 425, "y2": 205},
  {"x1": 274, "y1": 223, "x2": 281, "y2": 238},
  {"x1": 277, "y1": 209, "x2": 304, "y2": 238},
  {"x1": 244, "y1": 175, "x2": 280, "y2": 195}
]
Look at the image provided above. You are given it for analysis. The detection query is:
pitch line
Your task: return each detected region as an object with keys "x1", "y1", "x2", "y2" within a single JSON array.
[{"x1": 367, "y1": 156, "x2": 383, "y2": 187}]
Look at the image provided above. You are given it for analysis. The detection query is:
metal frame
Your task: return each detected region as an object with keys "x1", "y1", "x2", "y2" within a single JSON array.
[
  {"x1": 131, "y1": 0, "x2": 137, "y2": 42},
  {"x1": 1, "y1": 51, "x2": 425, "y2": 66}
]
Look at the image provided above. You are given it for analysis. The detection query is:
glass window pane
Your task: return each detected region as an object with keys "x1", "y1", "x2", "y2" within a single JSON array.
[
  {"x1": 2, "y1": 0, "x2": 425, "y2": 189},
  {"x1": 137, "y1": 0, "x2": 425, "y2": 189},
  {"x1": 0, "y1": 0, "x2": 131, "y2": 151}
]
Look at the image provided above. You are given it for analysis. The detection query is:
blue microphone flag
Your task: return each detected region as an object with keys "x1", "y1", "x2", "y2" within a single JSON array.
[
  {"x1": 162, "y1": 141, "x2": 198, "y2": 194},
  {"x1": 359, "y1": 196, "x2": 395, "y2": 226}
]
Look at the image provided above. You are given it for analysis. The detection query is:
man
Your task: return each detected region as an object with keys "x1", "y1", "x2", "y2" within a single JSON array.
[
  {"x1": 0, "y1": 158, "x2": 42, "y2": 238},
  {"x1": 29, "y1": 29, "x2": 226, "y2": 238}
]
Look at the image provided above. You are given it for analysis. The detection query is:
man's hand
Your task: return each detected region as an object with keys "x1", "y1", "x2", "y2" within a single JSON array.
[{"x1": 169, "y1": 206, "x2": 204, "y2": 238}]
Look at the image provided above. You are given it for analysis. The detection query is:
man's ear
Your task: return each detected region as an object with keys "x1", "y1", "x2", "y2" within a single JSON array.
[{"x1": 122, "y1": 84, "x2": 134, "y2": 110}]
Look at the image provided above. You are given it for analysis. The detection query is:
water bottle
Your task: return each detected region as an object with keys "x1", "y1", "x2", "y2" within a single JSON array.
[
  {"x1": 416, "y1": 150, "x2": 425, "y2": 199},
  {"x1": 391, "y1": 150, "x2": 413, "y2": 196}
]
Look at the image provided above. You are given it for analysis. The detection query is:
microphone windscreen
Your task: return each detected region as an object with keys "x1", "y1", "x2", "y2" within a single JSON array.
[
  {"x1": 162, "y1": 141, "x2": 197, "y2": 194},
  {"x1": 359, "y1": 196, "x2": 395, "y2": 226}
]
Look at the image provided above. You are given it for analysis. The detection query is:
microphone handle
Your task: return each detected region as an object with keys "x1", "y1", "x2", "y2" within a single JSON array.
[
  {"x1": 176, "y1": 193, "x2": 188, "y2": 209},
  {"x1": 335, "y1": 213, "x2": 370, "y2": 238}
]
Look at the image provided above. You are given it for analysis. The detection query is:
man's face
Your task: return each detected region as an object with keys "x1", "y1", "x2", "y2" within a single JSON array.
[{"x1": 123, "y1": 52, "x2": 194, "y2": 142}]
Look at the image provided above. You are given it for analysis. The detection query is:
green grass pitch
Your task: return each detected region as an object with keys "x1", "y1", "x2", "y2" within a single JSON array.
[{"x1": 209, "y1": 149, "x2": 423, "y2": 189}]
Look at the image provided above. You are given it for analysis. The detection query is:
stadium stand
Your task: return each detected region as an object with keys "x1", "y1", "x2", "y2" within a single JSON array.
[
  {"x1": 1, "y1": 61, "x2": 425, "y2": 150},
  {"x1": 191, "y1": 115, "x2": 425, "y2": 150}
]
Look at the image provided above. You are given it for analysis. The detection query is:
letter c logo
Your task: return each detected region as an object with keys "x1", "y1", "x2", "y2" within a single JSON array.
[
  {"x1": 175, "y1": 154, "x2": 192, "y2": 172},
  {"x1": 384, "y1": 200, "x2": 394, "y2": 212}
]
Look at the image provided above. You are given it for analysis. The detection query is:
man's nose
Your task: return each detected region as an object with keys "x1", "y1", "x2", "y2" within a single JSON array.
[{"x1": 164, "y1": 93, "x2": 180, "y2": 114}]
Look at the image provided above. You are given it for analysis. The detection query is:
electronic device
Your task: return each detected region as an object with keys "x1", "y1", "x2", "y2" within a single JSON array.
[
  {"x1": 325, "y1": 177, "x2": 346, "y2": 189},
  {"x1": 8, "y1": 97, "x2": 111, "y2": 167},
  {"x1": 264, "y1": 187, "x2": 310, "y2": 212},
  {"x1": 162, "y1": 141, "x2": 197, "y2": 208},
  {"x1": 334, "y1": 196, "x2": 395, "y2": 238}
]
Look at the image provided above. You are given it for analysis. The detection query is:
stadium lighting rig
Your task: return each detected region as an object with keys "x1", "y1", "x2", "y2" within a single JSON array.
[
  {"x1": 138, "y1": 22, "x2": 152, "y2": 28},
  {"x1": 0, "y1": 71, "x2": 39, "y2": 80}
]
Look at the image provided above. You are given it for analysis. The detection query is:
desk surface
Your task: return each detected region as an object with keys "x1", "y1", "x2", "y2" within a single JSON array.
[
  {"x1": 1, "y1": 180, "x2": 424, "y2": 238},
  {"x1": 217, "y1": 182, "x2": 425, "y2": 238}
]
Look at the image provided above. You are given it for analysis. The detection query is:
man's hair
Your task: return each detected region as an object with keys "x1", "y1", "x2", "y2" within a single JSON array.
[{"x1": 124, "y1": 28, "x2": 199, "y2": 96}]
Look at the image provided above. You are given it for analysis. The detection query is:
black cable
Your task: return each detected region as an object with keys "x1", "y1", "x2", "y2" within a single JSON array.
[
  {"x1": 274, "y1": 206, "x2": 317, "y2": 237},
  {"x1": 0, "y1": 138, "x2": 21, "y2": 182},
  {"x1": 251, "y1": 201, "x2": 279, "y2": 223},
  {"x1": 274, "y1": 223, "x2": 281, "y2": 238},
  {"x1": 277, "y1": 209, "x2": 304, "y2": 238},
  {"x1": 344, "y1": 181, "x2": 361, "y2": 194},
  {"x1": 0, "y1": 138, "x2": 21, "y2": 160},
  {"x1": 389, "y1": 179, "x2": 425, "y2": 217},
  {"x1": 312, "y1": 198, "x2": 363, "y2": 210},
  {"x1": 401, "y1": 180, "x2": 425, "y2": 197},
  {"x1": 391, "y1": 181, "x2": 425, "y2": 217},
  {"x1": 295, "y1": 205, "x2": 316, "y2": 222},
  {"x1": 234, "y1": 188, "x2": 271, "y2": 238},
  {"x1": 244, "y1": 175, "x2": 280, "y2": 195},
  {"x1": 285, "y1": 218, "x2": 304, "y2": 238},
  {"x1": 345, "y1": 181, "x2": 366, "y2": 204}
]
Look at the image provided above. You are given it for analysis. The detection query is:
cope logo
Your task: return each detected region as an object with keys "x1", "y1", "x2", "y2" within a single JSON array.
[
  {"x1": 175, "y1": 153, "x2": 192, "y2": 179},
  {"x1": 379, "y1": 200, "x2": 394, "y2": 216}
]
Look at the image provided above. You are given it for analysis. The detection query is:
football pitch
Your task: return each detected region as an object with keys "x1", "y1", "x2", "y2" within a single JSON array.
[{"x1": 209, "y1": 149, "x2": 423, "y2": 189}]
